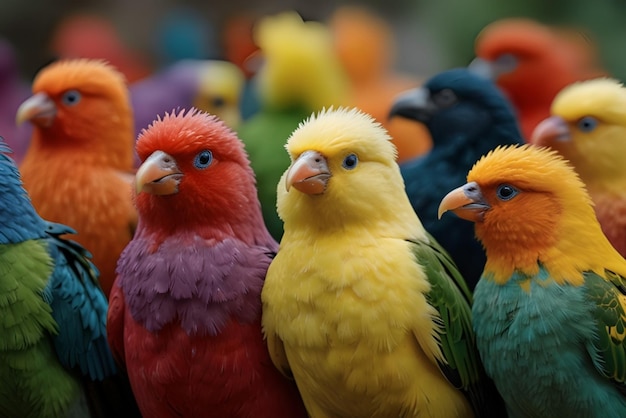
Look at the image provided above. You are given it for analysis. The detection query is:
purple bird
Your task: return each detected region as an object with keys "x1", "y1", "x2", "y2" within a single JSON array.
[{"x1": 0, "y1": 38, "x2": 32, "y2": 163}]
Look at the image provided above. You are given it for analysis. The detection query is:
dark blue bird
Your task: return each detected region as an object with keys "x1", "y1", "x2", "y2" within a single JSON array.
[
  {"x1": 0, "y1": 139, "x2": 140, "y2": 417},
  {"x1": 389, "y1": 67, "x2": 524, "y2": 291}
]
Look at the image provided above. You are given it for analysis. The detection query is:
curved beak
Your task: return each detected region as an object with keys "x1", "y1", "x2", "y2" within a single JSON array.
[
  {"x1": 468, "y1": 54, "x2": 518, "y2": 80},
  {"x1": 285, "y1": 150, "x2": 331, "y2": 195},
  {"x1": 16, "y1": 92, "x2": 57, "y2": 127},
  {"x1": 530, "y1": 115, "x2": 571, "y2": 147},
  {"x1": 388, "y1": 87, "x2": 437, "y2": 124},
  {"x1": 135, "y1": 150, "x2": 183, "y2": 195},
  {"x1": 438, "y1": 181, "x2": 490, "y2": 222}
]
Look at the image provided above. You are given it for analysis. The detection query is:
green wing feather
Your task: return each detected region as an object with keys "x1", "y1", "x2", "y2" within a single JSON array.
[
  {"x1": 585, "y1": 270, "x2": 626, "y2": 388},
  {"x1": 409, "y1": 233, "x2": 506, "y2": 417}
]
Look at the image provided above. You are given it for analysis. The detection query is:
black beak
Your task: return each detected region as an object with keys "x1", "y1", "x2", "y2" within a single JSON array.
[{"x1": 389, "y1": 87, "x2": 437, "y2": 124}]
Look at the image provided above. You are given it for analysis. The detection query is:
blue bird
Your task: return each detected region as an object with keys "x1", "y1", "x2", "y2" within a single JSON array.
[
  {"x1": 0, "y1": 139, "x2": 138, "y2": 417},
  {"x1": 389, "y1": 67, "x2": 524, "y2": 290}
]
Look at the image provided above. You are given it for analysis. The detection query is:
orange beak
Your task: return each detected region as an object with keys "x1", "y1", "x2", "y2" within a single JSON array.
[
  {"x1": 285, "y1": 150, "x2": 331, "y2": 195},
  {"x1": 135, "y1": 150, "x2": 183, "y2": 195},
  {"x1": 16, "y1": 92, "x2": 57, "y2": 127},
  {"x1": 438, "y1": 181, "x2": 490, "y2": 222},
  {"x1": 530, "y1": 115, "x2": 570, "y2": 147}
]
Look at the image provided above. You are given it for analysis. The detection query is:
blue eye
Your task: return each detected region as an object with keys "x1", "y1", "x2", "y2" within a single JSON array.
[
  {"x1": 577, "y1": 116, "x2": 598, "y2": 133},
  {"x1": 194, "y1": 150, "x2": 213, "y2": 169},
  {"x1": 342, "y1": 153, "x2": 358, "y2": 170},
  {"x1": 61, "y1": 90, "x2": 81, "y2": 106},
  {"x1": 496, "y1": 184, "x2": 518, "y2": 201}
]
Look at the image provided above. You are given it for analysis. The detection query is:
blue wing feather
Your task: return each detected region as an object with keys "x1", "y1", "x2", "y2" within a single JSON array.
[{"x1": 44, "y1": 221, "x2": 117, "y2": 381}]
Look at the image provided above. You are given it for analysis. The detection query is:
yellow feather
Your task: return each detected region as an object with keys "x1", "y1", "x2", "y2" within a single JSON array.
[
  {"x1": 262, "y1": 107, "x2": 473, "y2": 417},
  {"x1": 468, "y1": 144, "x2": 626, "y2": 284}
]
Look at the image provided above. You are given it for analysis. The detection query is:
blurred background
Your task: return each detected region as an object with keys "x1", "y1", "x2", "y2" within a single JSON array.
[{"x1": 2, "y1": 0, "x2": 626, "y2": 83}]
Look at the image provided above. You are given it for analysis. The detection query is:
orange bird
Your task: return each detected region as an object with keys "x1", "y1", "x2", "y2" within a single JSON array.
[
  {"x1": 470, "y1": 18, "x2": 606, "y2": 140},
  {"x1": 330, "y1": 5, "x2": 431, "y2": 162},
  {"x1": 16, "y1": 59, "x2": 137, "y2": 298}
]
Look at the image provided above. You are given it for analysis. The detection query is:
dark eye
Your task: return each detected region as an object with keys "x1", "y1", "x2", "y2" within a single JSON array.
[
  {"x1": 433, "y1": 88, "x2": 457, "y2": 108},
  {"x1": 496, "y1": 184, "x2": 518, "y2": 201},
  {"x1": 577, "y1": 116, "x2": 598, "y2": 133},
  {"x1": 194, "y1": 150, "x2": 213, "y2": 169},
  {"x1": 342, "y1": 153, "x2": 358, "y2": 170},
  {"x1": 61, "y1": 90, "x2": 81, "y2": 106},
  {"x1": 211, "y1": 96, "x2": 226, "y2": 108}
]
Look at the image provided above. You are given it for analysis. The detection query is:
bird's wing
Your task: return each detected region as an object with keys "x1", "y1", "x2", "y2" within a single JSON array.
[
  {"x1": 584, "y1": 269, "x2": 626, "y2": 392},
  {"x1": 409, "y1": 234, "x2": 505, "y2": 416},
  {"x1": 44, "y1": 221, "x2": 117, "y2": 381}
]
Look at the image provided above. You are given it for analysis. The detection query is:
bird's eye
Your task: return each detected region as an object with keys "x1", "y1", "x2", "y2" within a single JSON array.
[
  {"x1": 211, "y1": 96, "x2": 226, "y2": 108},
  {"x1": 342, "y1": 153, "x2": 358, "y2": 170},
  {"x1": 577, "y1": 116, "x2": 598, "y2": 133},
  {"x1": 61, "y1": 90, "x2": 81, "y2": 106},
  {"x1": 433, "y1": 88, "x2": 457, "y2": 108},
  {"x1": 496, "y1": 184, "x2": 518, "y2": 201},
  {"x1": 194, "y1": 150, "x2": 213, "y2": 169}
]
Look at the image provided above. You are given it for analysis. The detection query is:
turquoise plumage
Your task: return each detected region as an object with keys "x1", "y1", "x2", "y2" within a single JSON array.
[
  {"x1": 438, "y1": 144, "x2": 626, "y2": 418},
  {"x1": 0, "y1": 140, "x2": 118, "y2": 418}
]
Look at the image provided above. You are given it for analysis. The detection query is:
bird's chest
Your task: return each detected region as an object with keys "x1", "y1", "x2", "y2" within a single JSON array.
[
  {"x1": 472, "y1": 278, "x2": 598, "y2": 417},
  {"x1": 121, "y1": 317, "x2": 269, "y2": 415}
]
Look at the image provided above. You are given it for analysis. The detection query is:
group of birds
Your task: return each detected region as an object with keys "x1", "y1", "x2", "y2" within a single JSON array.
[{"x1": 3, "y1": 8, "x2": 626, "y2": 418}]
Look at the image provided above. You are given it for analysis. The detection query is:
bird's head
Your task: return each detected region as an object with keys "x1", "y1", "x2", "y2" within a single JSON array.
[
  {"x1": 279, "y1": 107, "x2": 420, "y2": 237},
  {"x1": 253, "y1": 11, "x2": 349, "y2": 111},
  {"x1": 15, "y1": 59, "x2": 134, "y2": 165},
  {"x1": 438, "y1": 144, "x2": 622, "y2": 283},
  {"x1": 135, "y1": 108, "x2": 266, "y2": 243},
  {"x1": 389, "y1": 68, "x2": 522, "y2": 149},
  {"x1": 531, "y1": 78, "x2": 626, "y2": 186},
  {"x1": 470, "y1": 18, "x2": 603, "y2": 106}
]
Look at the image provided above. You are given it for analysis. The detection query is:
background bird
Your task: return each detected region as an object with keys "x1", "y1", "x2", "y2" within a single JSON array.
[
  {"x1": 0, "y1": 140, "x2": 122, "y2": 418},
  {"x1": 329, "y1": 5, "x2": 431, "y2": 163},
  {"x1": 389, "y1": 67, "x2": 524, "y2": 290},
  {"x1": 236, "y1": 11, "x2": 350, "y2": 241},
  {"x1": 0, "y1": 38, "x2": 32, "y2": 164},
  {"x1": 531, "y1": 77, "x2": 626, "y2": 258},
  {"x1": 130, "y1": 59, "x2": 245, "y2": 143},
  {"x1": 107, "y1": 109, "x2": 308, "y2": 418},
  {"x1": 470, "y1": 17, "x2": 607, "y2": 140},
  {"x1": 439, "y1": 144, "x2": 626, "y2": 417},
  {"x1": 262, "y1": 107, "x2": 506, "y2": 418},
  {"x1": 16, "y1": 58, "x2": 137, "y2": 298}
]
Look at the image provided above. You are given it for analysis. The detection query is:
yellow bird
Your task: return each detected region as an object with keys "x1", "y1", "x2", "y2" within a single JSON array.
[{"x1": 261, "y1": 107, "x2": 505, "y2": 418}]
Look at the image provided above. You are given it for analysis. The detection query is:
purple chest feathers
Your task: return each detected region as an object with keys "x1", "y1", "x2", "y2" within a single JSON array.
[{"x1": 117, "y1": 236, "x2": 274, "y2": 336}]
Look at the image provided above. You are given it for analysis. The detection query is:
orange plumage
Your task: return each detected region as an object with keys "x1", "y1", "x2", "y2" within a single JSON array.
[
  {"x1": 16, "y1": 59, "x2": 137, "y2": 298},
  {"x1": 473, "y1": 18, "x2": 607, "y2": 141},
  {"x1": 329, "y1": 6, "x2": 431, "y2": 162}
]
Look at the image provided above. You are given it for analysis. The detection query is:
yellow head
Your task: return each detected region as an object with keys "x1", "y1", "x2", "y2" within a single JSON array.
[
  {"x1": 254, "y1": 12, "x2": 349, "y2": 111},
  {"x1": 278, "y1": 107, "x2": 422, "y2": 238},
  {"x1": 438, "y1": 144, "x2": 626, "y2": 283},
  {"x1": 531, "y1": 78, "x2": 626, "y2": 188}
]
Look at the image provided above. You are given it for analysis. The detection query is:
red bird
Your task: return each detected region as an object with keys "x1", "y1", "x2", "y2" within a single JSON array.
[
  {"x1": 16, "y1": 59, "x2": 137, "y2": 298},
  {"x1": 107, "y1": 109, "x2": 308, "y2": 418},
  {"x1": 471, "y1": 18, "x2": 607, "y2": 140}
]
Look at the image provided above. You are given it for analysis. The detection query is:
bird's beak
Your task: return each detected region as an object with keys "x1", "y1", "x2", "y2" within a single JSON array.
[
  {"x1": 530, "y1": 115, "x2": 571, "y2": 147},
  {"x1": 468, "y1": 55, "x2": 518, "y2": 80},
  {"x1": 388, "y1": 87, "x2": 437, "y2": 124},
  {"x1": 438, "y1": 181, "x2": 490, "y2": 222},
  {"x1": 285, "y1": 150, "x2": 331, "y2": 195},
  {"x1": 135, "y1": 150, "x2": 183, "y2": 195},
  {"x1": 16, "y1": 92, "x2": 57, "y2": 127}
]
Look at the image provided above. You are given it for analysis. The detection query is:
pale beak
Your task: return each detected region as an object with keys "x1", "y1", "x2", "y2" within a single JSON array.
[
  {"x1": 16, "y1": 92, "x2": 57, "y2": 127},
  {"x1": 438, "y1": 181, "x2": 490, "y2": 222},
  {"x1": 135, "y1": 150, "x2": 183, "y2": 195},
  {"x1": 285, "y1": 150, "x2": 331, "y2": 195},
  {"x1": 530, "y1": 115, "x2": 571, "y2": 147}
]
